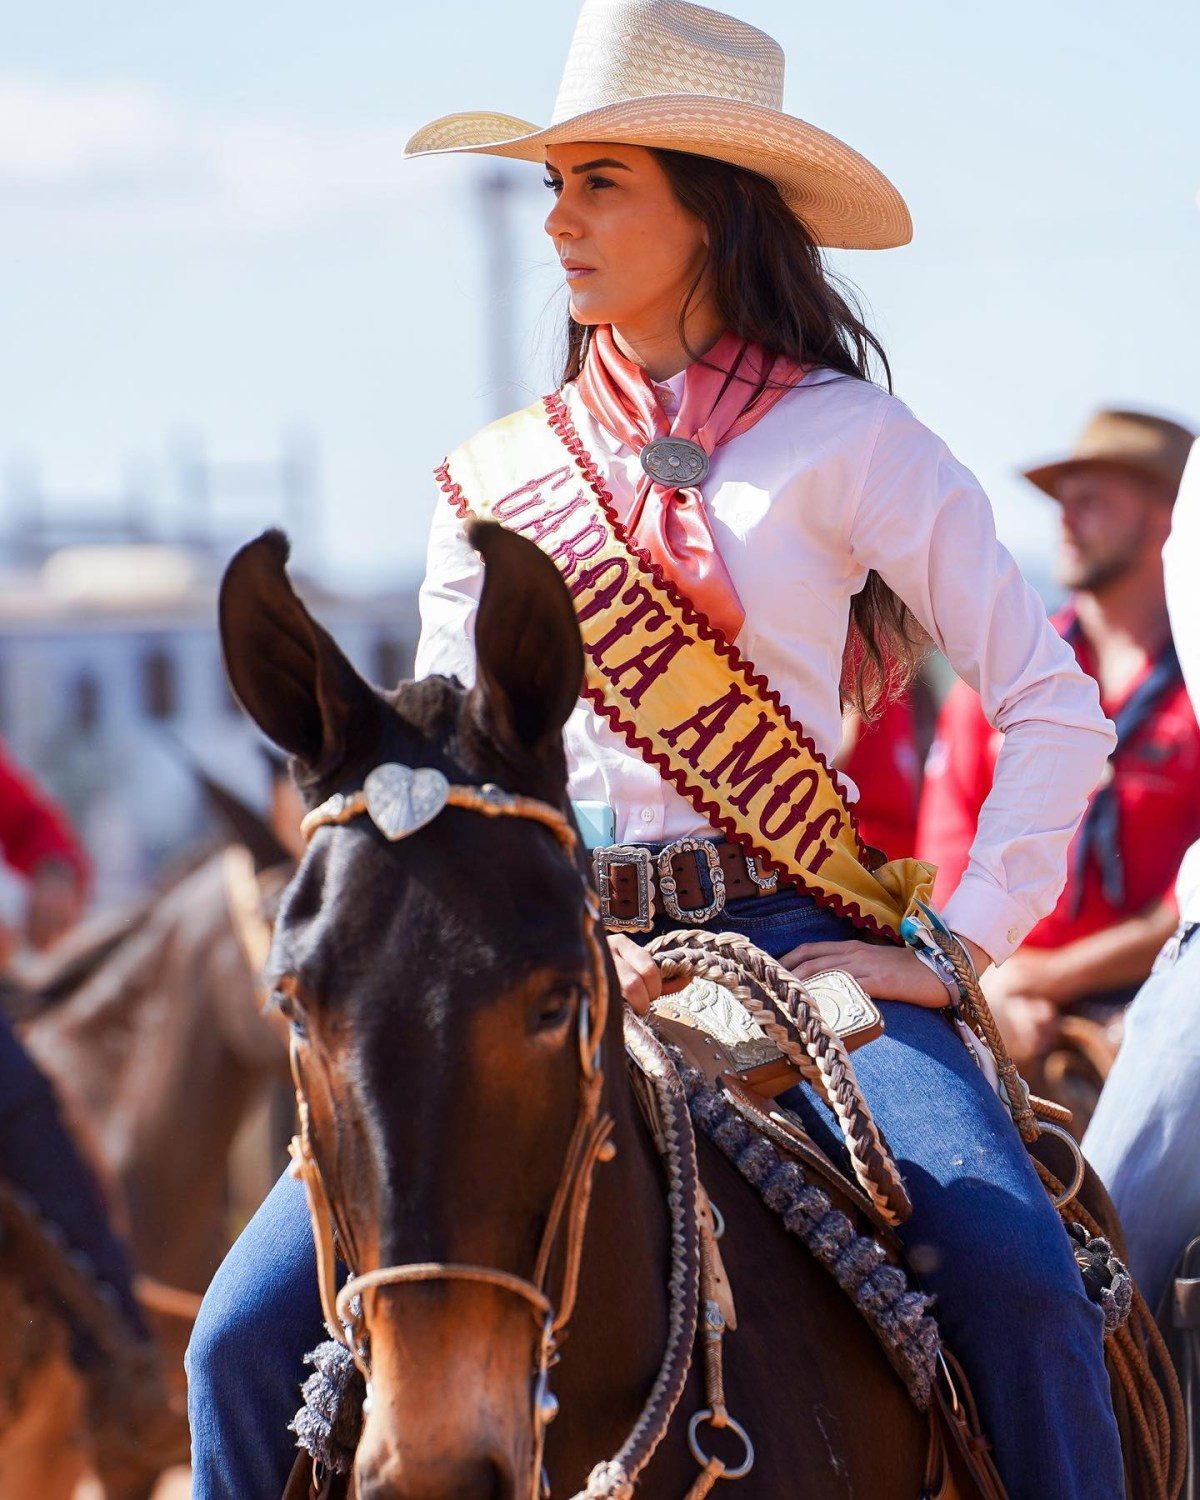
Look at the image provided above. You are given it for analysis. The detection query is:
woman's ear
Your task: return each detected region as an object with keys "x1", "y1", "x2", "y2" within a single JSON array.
[
  {"x1": 219, "y1": 530, "x2": 379, "y2": 779},
  {"x1": 466, "y1": 520, "x2": 584, "y2": 758}
]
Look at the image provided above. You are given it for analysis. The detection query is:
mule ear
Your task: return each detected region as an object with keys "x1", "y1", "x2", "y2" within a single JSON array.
[
  {"x1": 467, "y1": 520, "x2": 584, "y2": 755},
  {"x1": 219, "y1": 530, "x2": 378, "y2": 776}
]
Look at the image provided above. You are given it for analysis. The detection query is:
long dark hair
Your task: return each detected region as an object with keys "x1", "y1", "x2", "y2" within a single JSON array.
[{"x1": 559, "y1": 149, "x2": 925, "y2": 717}]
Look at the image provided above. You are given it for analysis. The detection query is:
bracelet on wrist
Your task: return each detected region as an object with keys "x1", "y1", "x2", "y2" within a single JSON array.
[
  {"x1": 908, "y1": 945, "x2": 961, "y2": 1004},
  {"x1": 900, "y1": 906, "x2": 973, "y2": 1007}
]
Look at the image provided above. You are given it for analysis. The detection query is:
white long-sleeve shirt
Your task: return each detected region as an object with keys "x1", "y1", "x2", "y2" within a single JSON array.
[
  {"x1": 416, "y1": 367, "x2": 1115, "y2": 965},
  {"x1": 1165, "y1": 439, "x2": 1200, "y2": 924}
]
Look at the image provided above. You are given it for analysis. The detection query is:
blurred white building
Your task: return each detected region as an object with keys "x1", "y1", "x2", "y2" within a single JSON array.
[{"x1": 0, "y1": 447, "x2": 419, "y2": 907}]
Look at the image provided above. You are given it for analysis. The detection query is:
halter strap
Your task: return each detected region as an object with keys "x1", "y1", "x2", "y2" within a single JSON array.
[
  {"x1": 287, "y1": 763, "x2": 614, "y2": 1499},
  {"x1": 301, "y1": 772, "x2": 580, "y2": 856}
]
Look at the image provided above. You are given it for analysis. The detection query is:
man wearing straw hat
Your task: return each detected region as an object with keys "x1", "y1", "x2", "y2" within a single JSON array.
[{"x1": 918, "y1": 408, "x2": 1200, "y2": 1066}]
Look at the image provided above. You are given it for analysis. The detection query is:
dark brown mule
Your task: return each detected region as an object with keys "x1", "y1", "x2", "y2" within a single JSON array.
[
  {"x1": 14, "y1": 843, "x2": 290, "y2": 1399},
  {"x1": 217, "y1": 523, "x2": 946, "y2": 1500}
]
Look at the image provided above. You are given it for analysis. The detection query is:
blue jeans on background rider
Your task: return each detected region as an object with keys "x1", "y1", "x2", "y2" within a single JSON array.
[
  {"x1": 1084, "y1": 923, "x2": 1200, "y2": 1313},
  {"x1": 0, "y1": 1007, "x2": 146, "y2": 1338},
  {"x1": 187, "y1": 886, "x2": 1123, "y2": 1500}
]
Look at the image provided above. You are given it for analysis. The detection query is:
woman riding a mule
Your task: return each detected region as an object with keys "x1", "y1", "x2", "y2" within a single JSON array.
[{"x1": 190, "y1": 3, "x2": 1130, "y2": 1496}]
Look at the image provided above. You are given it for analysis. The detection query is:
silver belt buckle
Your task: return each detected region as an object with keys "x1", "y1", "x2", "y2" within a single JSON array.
[
  {"x1": 744, "y1": 854, "x2": 778, "y2": 892},
  {"x1": 658, "y1": 837, "x2": 726, "y2": 924},
  {"x1": 593, "y1": 845, "x2": 655, "y2": 933}
]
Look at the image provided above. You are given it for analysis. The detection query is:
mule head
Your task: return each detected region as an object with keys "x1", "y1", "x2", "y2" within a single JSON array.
[{"x1": 220, "y1": 524, "x2": 594, "y2": 1499}]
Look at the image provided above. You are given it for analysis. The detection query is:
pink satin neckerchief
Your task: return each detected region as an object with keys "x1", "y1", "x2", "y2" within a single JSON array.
[{"x1": 575, "y1": 325, "x2": 808, "y2": 642}]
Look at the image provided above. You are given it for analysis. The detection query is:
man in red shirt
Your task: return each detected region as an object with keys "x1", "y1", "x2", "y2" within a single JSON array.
[
  {"x1": 917, "y1": 408, "x2": 1199, "y2": 1061},
  {"x1": 0, "y1": 739, "x2": 89, "y2": 953}
]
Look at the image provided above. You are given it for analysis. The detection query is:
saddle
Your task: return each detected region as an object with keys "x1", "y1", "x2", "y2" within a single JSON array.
[
  {"x1": 647, "y1": 964, "x2": 917, "y2": 1249},
  {"x1": 1032, "y1": 997, "x2": 1129, "y2": 1141},
  {"x1": 652, "y1": 965, "x2": 882, "y2": 1090}
]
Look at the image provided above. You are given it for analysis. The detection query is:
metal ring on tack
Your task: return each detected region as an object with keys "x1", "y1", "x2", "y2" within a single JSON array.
[
  {"x1": 688, "y1": 1409, "x2": 755, "y2": 1480},
  {"x1": 1036, "y1": 1119, "x2": 1087, "y2": 1209},
  {"x1": 709, "y1": 1201, "x2": 725, "y2": 1241}
]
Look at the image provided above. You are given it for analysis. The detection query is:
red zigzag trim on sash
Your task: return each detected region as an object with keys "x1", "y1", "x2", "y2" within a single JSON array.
[{"x1": 435, "y1": 393, "x2": 891, "y2": 940}]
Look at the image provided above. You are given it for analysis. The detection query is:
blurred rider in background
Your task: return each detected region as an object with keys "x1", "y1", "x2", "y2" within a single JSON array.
[
  {"x1": 918, "y1": 409, "x2": 1200, "y2": 1063},
  {"x1": 1084, "y1": 438, "x2": 1200, "y2": 1313},
  {"x1": 0, "y1": 736, "x2": 89, "y2": 959},
  {"x1": 0, "y1": 744, "x2": 166, "y2": 1436}
]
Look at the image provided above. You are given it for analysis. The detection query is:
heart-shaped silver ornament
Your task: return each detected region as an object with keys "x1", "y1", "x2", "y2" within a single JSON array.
[{"x1": 363, "y1": 764, "x2": 450, "y2": 842}]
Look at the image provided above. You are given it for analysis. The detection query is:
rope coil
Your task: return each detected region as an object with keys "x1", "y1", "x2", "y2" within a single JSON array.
[{"x1": 1034, "y1": 1159, "x2": 1185, "y2": 1500}]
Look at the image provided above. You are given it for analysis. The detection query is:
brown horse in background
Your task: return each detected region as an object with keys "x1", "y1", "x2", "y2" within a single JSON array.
[
  {"x1": 218, "y1": 524, "x2": 943, "y2": 1500},
  {"x1": 15, "y1": 843, "x2": 291, "y2": 1336},
  {"x1": 0, "y1": 1197, "x2": 92, "y2": 1500},
  {"x1": 0, "y1": 1180, "x2": 170, "y2": 1500},
  {"x1": 9, "y1": 839, "x2": 291, "y2": 1412}
]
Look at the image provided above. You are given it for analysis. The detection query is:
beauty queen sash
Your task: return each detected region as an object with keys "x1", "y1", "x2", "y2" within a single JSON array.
[{"x1": 437, "y1": 395, "x2": 934, "y2": 939}]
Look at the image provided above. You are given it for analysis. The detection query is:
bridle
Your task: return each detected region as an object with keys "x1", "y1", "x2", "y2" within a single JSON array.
[{"x1": 290, "y1": 765, "x2": 617, "y2": 1498}]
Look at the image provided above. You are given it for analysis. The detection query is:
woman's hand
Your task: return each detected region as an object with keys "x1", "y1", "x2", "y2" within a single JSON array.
[
  {"x1": 780, "y1": 939, "x2": 955, "y2": 1008},
  {"x1": 607, "y1": 932, "x2": 663, "y2": 1015}
]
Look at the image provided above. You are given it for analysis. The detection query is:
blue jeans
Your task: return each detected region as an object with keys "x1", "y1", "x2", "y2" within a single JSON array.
[
  {"x1": 1084, "y1": 924, "x2": 1200, "y2": 1314},
  {"x1": 0, "y1": 1007, "x2": 145, "y2": 1338},
  {"x1": 188, "y1": 890, "x2": 1123, "y2": 1499}
]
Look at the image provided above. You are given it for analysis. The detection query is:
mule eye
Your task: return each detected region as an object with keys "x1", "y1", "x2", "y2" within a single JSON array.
[
  {"x1": 532, "y1": 985, "x2": 582, "y2": 1034},
  {"x1": 269, "y1": 983, "x2": 307, "y2": 1038}
]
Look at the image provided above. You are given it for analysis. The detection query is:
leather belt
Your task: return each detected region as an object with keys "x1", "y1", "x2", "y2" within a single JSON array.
[{"x1": 593, "y1": 837, "x2": 778, "y2": 933}]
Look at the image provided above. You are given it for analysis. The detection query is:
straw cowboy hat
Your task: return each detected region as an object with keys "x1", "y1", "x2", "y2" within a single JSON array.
[
  {"x1": 1023, "y1": 409, "x2": 1197, "y2": 501},
  {"x1": 404, "y1": 0, "x2": 911, "y2": 251}
]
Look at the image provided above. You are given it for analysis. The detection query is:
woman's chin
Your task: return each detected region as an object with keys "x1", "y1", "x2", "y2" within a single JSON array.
[{"x1": 566, "y1": 289, "x2": 611, "y2": 325}]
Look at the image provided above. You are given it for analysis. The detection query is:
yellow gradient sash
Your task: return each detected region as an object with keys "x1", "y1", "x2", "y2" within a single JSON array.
[{"x1": 438, "y1": 395, "x2": 933, "y2": 938}]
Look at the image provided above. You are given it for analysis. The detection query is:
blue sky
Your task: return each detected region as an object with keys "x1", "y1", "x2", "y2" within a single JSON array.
[{"x1": 1, "y1": 0, "x2": 1196, "y2": 588}]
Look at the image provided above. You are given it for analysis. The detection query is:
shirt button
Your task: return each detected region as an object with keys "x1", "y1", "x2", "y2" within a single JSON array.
[{"x1": 639, "y1": 807, "x2": 655, "y2": 825}]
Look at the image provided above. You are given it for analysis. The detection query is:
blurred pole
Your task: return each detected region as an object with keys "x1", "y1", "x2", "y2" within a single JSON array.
[
  {"x1": 281, "y1": 425, "x2": 318, "y2": 547},
  {"x1": 172, "y1": 428, "x2": 209, "y2": 545},
  {"x1": 4, "y1": 458, "x2": 40, "y2": 565},
  {"x1": 478, "y1": 169, "x2": 519, "y2": 420}
]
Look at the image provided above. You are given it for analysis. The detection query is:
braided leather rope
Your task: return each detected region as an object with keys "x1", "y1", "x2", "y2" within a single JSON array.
[
  {"x1": 576, "y1": 1010, "x2": 704, "y2": 1500},
  {"x1": 648, "y1": 930, "x2": 912, "y2": 1226},
  {"x1": 923, "y1": 926, "x2": 1040, "y2": 1143}
]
